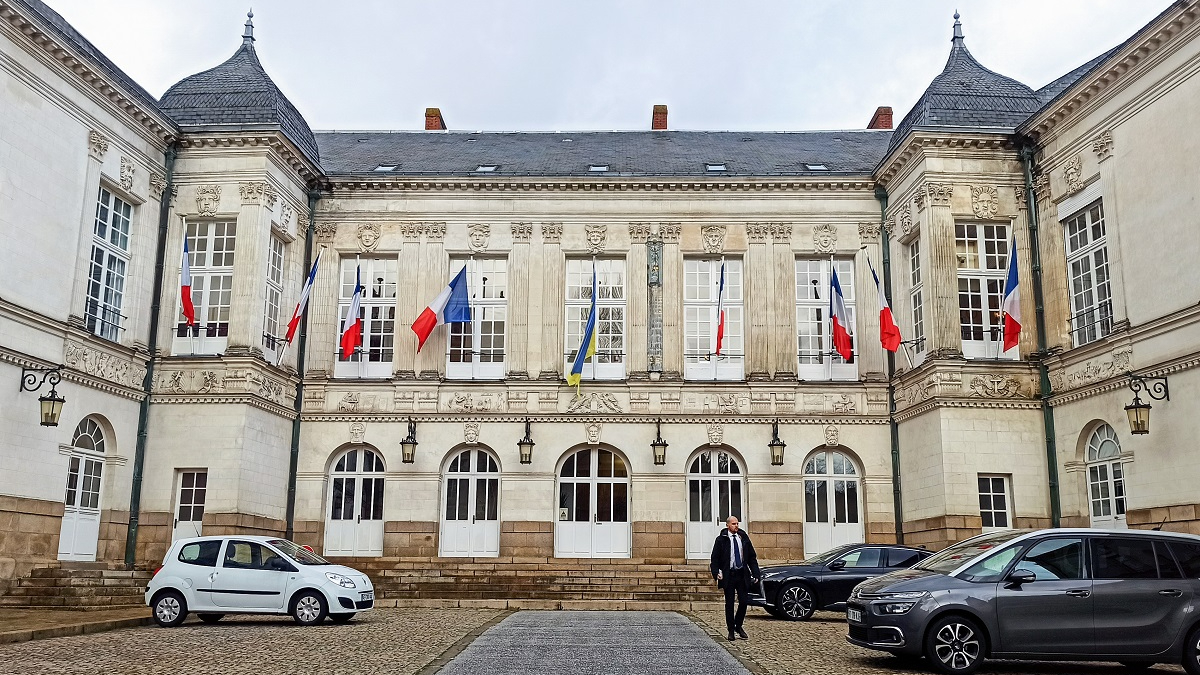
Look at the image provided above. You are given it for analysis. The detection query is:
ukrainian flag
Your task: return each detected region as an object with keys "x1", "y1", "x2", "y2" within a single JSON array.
[{"x1": 567, "y1": 264, "x2": 598, "y2": 389}]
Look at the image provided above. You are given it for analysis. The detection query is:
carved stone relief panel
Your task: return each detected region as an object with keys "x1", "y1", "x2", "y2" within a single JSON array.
[
  {"x1": 358, "y1": 223, "x2": 381, "y2": 252},
  {"x1": 445, "y1": 392, "x2": 504, "y2": 413},
  {"x1": 701, "y1": 224, "x2": 726, "y2": 254},
  {"x1": 541, "y1": 222, "x2": 563, "y2": 243},
  {"x1": 63, "y1": 340, "x2": 147, "y2": 389},
  {"x1": 584, "y1": 223, "x2": 607, "y2": 254},
  {"x1": 1051, "y1": 348, "x2": 1133, "y2": 393},
  {"x1": 1063, "y1": 155, "x2": 1084, "y2": 195},
  {"x1": 511, "y1": 222, "x2": 533, "y2": 242},
  {"x1": 970, "y1": 186, "x2": 999, "y2": 219},
  {"x1": 119, "y1": 157, "x2": 134, "y2": 191},
  {"x1": 813, "y1": 224, "x2": 837, "y2": 254},
  {"x1": 88, "y1": 130, "x2": 109, "y2": 160},
  {"x1": 196, "y1": 185, "x2": 221, "y2": 216},
  {"x1": 468, "y1": 223, "x2": 490, "y2": 252},
  {"x1": 566, "y1": 392, "x2": 623, "y2": 414},
  {"x1": 314, "y1": 221, "x2": 337, "y2": 243},
  {"x1": 1092, "y1": 131, "x2": 1114, "y2": 161}
]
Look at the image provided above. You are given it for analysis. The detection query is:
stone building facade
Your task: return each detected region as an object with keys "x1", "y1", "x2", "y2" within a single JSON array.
[{"x1": 1, "y1": 0, "x2": 1198, "y2": 580}]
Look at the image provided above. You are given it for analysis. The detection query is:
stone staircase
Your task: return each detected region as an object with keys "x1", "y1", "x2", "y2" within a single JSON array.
[
  {"x1": 0, "y1": 563, "x2": 152, "y2": 610},
  {"x1": 328, "y1": 557, "x2": 723, "y2": 604}
]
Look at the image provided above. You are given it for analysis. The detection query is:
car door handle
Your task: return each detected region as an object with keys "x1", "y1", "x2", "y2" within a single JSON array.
[
  {"x1": 1065, "y1": 589, "x2": 1091, "y2": 598},
  {"x1": 1159, "y1": 589, "x2": 1183, "y2": 597}
]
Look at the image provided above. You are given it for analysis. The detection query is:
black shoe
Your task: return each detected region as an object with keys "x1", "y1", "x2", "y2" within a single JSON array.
[
  {"x1": 736, "y1": 628, "x2": 748, "y2": 640},
  {"x1": 727, "y1": 631, "x2": 736, "y2": 642}
]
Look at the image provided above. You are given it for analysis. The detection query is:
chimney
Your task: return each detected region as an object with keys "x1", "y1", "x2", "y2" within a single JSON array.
[
  {"x1": 425, "y1": 107, "x2": 447, "y2": 131},
  {"x1": 867, "y1": 106, "x2": 893, "y2": 130},
  {"x1": 651, "y1": 104, "x2": 668, "y2": 131}
]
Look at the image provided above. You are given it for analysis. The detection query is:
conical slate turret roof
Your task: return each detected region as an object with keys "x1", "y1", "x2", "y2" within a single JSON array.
[
  {"x1": 159, "y1": 12, "x2": 319, "y2": 166},
  {"x1": 888, "y1": 13, "x2": 1041, "y2": 153}
]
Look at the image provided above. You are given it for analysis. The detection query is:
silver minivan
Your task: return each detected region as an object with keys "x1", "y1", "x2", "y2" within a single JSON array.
[{"x1": 846, "y1": 528, "x2": 1200, "y2": 674}]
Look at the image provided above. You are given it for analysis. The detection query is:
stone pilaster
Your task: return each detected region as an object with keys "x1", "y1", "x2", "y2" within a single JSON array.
[
  {"x1": 922, "y1": 183, "x2": 962, "y2": 358},
  {"x1": 627, "y1": 223, "x2": 651, "y2": 378},
  {"x1": 660, "y1": 223, "x2": 683, "y2": 379},
  {"x1": 507, "y1": 222, "x2": 533, "y2": 379},
  {"x1": 416, "y1": 223, "x2": 448, "y2": 378},
  {"x1": 226, "y1": 181, "x2": 273, "y2": 357},
  {"x1": 305, "y1": 221, "x2": 340, "y2": 376},
  {"x1": 1094, "y1": 132, "x2": 1129, "y2": 334},
  {"x1": 646, "y1": 234, "x2": 664, "y2": 374},
  {"x1": 770, "y1": 223, "x2": 796, "y2": 379},
  {"x1": 745, "y1": 223, "x2": 772, "y2": 380},
  {"x1": 68, "y1": 130, "x2": 109, "y2": 330},
  {"x1": 538, "y1": 223, "x2": 564, "y2": 380},
  {"x1": 395, "y1": 222, "x2": 423, "y2": 378},
  {"x1": 856, "y1": 222, "x2": 886, "y2": 380}
]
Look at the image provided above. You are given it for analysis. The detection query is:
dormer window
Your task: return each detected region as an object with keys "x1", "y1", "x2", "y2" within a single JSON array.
[
  {"x1": 705, "y1": 163, "x2": 727, "y2": 172},
  {"x1": 804, "y1": 163, "x2": 829, "y2": 171},
  {"x1": 475, "y1": 165, "x2": 498, "y2": 173},
  {"x1": 589, "y1": 165, "x2": 609, "y2": 173},
  {"x1": 373, "y1": 164, "x2": 397, "y2": 172}
]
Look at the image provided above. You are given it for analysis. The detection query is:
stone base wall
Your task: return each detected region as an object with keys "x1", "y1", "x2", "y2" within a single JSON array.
[
  {"x1": 1014, "y1": 517, "x2": 1053, "y2": 530},
  {"x1": 203, "y1": 513, "x2": 287, "y2": 538},
  {"x1": 97, "y1": 509, "x2": 130, "y2": 565},
  {"x1": 133, "y1": 510, "x2": 174, "y2": 567},
  {"x1": 0, "y1": 495, "x2": 62, "y2": 581},
  {"x1": 867, "y1": 520, "x2": 899, "y2": 546},
  {"x1": 746, "y1": 521, "x2": 803, "y2": 562},
  {"x1": 499, "y1": 521, "x2": 552, "y2": 558},
  {"x1": 901, "y1": 515, "x2": 983, "y2": 551},
  {"x1": 291, "y1": 519, "x2": 322, "y2": 553},
  {"x1": 384, "y1": 520, "x2": 437, "y2": 557},
  {"x1": 631, "y1": 521, "x2": 683, "y2": 561},
  {"x1": 1128, "y1": 503, "x2": 1200, "y2": 535}
]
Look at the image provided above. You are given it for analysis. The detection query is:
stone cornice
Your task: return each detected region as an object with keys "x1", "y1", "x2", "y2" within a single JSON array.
[
  {"x1": 176, "y1": 132, "x2": 322, "y2": 185},
  {"x1": 1049, "y1": 353, "x2": 1200, "y2": 408},
  {"x1": 875, "y1": 133, "x2": 1015, "y2": 186},
  {"x1": 0, "y1": 2, "x2": 177, "y2": 145},
  {"x1": 894, "y1": 398, "x2": 1043, "y2": 423},
  {"x1": 1021, "y1": 2, "x2": 1200, "y2": 140},
  {"x1": 320, "y1": 177, "x2": 878, "y2": 194},
  {"x1": 298, "y1": 414, "x2": 889, "y2": 425}
]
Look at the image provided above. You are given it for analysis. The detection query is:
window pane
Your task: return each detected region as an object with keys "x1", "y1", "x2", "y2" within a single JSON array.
[
  {"x1": 1015, "y1": 538, "x2": 1084, "y2": 580},
  {"x1": 1092, "y1": 538, "x2": 1158, "y2": 579}
]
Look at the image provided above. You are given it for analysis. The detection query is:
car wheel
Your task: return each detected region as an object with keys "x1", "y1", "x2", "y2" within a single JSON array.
[
  {"x1": 330, "y1": 613, "x2": 356, "y2": 624},
  {"x1": 777, "y1": 582, "x2": 817, "y2": 621},
  {"x1": 291, "y1": 591, "x2": 328, "y2": 626},
  {"x1": 1183, "y1": 625, "x2": 1200, "y2": 675},
  {"x1": 151, "y1": 590, "x2": 188, "y2": 628},
  {"x1": 924, "y1": 614, "x2": 986, "y2": 675},
  {"x1": 197, "y1": 613, "x2": 224, "y2": 624}
]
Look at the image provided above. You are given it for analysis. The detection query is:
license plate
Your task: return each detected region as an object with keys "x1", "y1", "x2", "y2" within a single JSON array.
[
  {"x1": 847, "y1": 608, "x2": 862, "y2": 623},
  {"x1": 360, "y1": 591, "x2": 374, "y2": 601}
]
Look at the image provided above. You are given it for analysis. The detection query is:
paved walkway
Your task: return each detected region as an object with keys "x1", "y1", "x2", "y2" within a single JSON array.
[
  {"x1": 435, "y1": 611, "x2": 749, "y2": 675},
  {"x1": 0, "y1": 608, "x2": 150, "y2": 645}
]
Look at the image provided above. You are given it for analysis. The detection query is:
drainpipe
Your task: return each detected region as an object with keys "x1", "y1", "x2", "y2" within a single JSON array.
[
  {"x1": 285, "y1": 190, "x2": 320, "y2": 539},
  {"x1": 125, "y1": 143, "x2": 178, "y2": 569},
  {"x1": 874, "y1": 186, "x2": 905, "y2": 544},
  {"x1": 1018, "y1": 144, "x2": 1062, "y2": 528}
]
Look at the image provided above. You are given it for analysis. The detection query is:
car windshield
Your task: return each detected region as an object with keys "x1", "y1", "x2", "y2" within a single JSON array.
[
  {"x1": 268, "y1": 539, "x2": 330, "y2": 565},
  {"x1": 799, "y1": 544, "x2": 857, "y2": 565},
  {"x1": 915, "y1": 530, "x2": 1030, "y2": 574}
]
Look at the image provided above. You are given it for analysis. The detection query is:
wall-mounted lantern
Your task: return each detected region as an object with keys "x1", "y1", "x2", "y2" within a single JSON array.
[
  {"x1": 651, "y1": 418, "x2": 669, "y2": 466},
  {"x1": 768, "y1": 419, "x2": 786, "y2": 466},
  {"x1": 1125, "y1": 373, "x2": 1168, "y2": 435},
  {"x1": 21, "y1": 366, "x2": 65, "y2": 427},
  {"x1": 401, "y1": 418, "x2": 418, "y2": 463},
  {"x1": 518, "y1": 418, "x2": 535, "y2": 464}
]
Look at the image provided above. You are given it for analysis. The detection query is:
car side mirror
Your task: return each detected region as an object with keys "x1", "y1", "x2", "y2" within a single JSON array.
[
  {"x1": 1006, "y1": 569, "x2": 1036, "y2": 585},
  {"x1": 828, "y1": 560, "x2": 846, "y2": 571}
]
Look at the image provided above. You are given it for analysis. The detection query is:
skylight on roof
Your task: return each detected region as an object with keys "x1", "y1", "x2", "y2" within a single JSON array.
[
  {"x1": 475, "y1": 165, "x2": 498, "y2": 173},
  {"x1": 589, "y1": 164, "x2": 609, "y2": 172},
  {"x1": 373, "y1": 164, "x2": 397, "y2": 172},
  {"x1": 705, "y1": 163, "x2": 727, "y2": 172},
  {"x1": 804, "y1": 163, "x2": 829, "y2": 171}
]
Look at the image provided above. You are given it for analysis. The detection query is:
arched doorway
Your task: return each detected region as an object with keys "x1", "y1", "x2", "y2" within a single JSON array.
[
  {"x1": 1086, "y1": 424, "x2": 1127, "y2": 529},
  {"x1": 555, "y1": 447, "x2": 631, "y2": 558},
  {"x1": 802, "y1": 448, "x2": 864, "y2": 557},
  {"x1": 439, "y1": 447, "x2": 501, "y2": 557},
  {"x1": 58, "y1": 418, "x2": 106, "y2": 561},
  {"x1": 685, "y1": 448, "x2": 746, "y2": 559},
  {"x1": 323, "y1": 446, "x2": 385, "y2": 556}
]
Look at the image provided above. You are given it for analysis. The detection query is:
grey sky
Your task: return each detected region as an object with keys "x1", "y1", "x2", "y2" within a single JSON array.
[{"x1": 48, "y1": 0, "x2": 1170, "y2": 132}]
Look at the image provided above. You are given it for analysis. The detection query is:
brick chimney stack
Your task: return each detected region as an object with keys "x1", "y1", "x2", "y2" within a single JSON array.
[
  {"x1": 425, "y1": 107, "x2": 447, "y2": 131},
  {"x1": 651, "y1": 105, "x2": 668, "y2": 131},
  {"x1": 867, "y1": 106, "x2": 893, "y2": 130}
]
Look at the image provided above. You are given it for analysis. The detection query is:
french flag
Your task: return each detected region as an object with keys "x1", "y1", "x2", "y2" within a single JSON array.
[
  {"x1": 339, "y1": 264, "x2": 364, "y2": 360},
  {"x1": 284, "y1": 249, "x2": 321, "y2": 345},
  {"x1": 867, "y1": 257, "x2": 901, "y2": 352},
  {"x1": 180, "y1": 239, "x2": 195, "y2": 326},
  {"x1": 1001, "y1": 237, "x2": 1022, "y2": 352},
  {"x1": 411, "y1": 266, "x2": 471, "y2": 352},
  {"x1": 830, "y1": 266, "x2": 854, "y2": 362},
  {"x1": 714, "y1": 262, "x2": 727, "y2": 356}
]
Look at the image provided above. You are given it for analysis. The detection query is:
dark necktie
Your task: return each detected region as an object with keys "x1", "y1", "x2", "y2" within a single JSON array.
[{"x1": 732, "y1": 534, "x2": 742, "y2": 569}]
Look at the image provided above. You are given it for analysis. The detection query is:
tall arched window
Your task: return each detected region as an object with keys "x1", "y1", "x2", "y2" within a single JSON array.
[{"x1": 1086, "y1": 424, "x2": 1126, "y2": 529}]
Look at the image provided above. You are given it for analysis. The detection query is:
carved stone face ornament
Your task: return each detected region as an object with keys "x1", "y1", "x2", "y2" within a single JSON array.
[
  {"x1": 468, "y1": 223, "x2": 490, "y2": 253},
  {"x1": 358, "y1": 223, "x2": 381, "y2": 252}
]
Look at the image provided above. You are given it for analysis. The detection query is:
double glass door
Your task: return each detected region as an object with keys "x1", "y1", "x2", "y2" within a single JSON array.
[
  {"x1": 802, "y1": 450, "x2": 864, "y2": 557},
  {"x1": 686, "y1": 451, "x2": 745, "y2": 559},
  {"x1": 440, "y1": 449, "x2": 501, "y2": 557},
  {"x1": 555, "y1": 448, "x2": 630, "y2": 558},
  {"x1": 324, "y1": 448, "x2": 385, "y2": 556}
]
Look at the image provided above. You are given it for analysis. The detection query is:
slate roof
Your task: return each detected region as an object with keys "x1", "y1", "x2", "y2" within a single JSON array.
[
  {"x1": 13, "y1": 0, "x2": 174, "y2": 129},
  {"x1": 158, "y1": 27, "x2": 320, "y2": 166},
  {"x1": 888, "y1": 15, "x2": 1042, "y2": 154},
  {"x1": 315, "y1": 129, "x2": 893, "y2": 177}
]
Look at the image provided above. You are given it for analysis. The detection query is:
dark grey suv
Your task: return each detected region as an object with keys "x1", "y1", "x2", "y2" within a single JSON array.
[{"x1": 845, "y1": 528, "x2": 1200, "y2": 675}]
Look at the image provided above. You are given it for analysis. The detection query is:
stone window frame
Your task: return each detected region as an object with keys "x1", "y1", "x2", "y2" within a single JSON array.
[
  {"x1": 334, "y1": 257, "x2": 397, "y2": 379},
  {"x1": 446, "y1": 257, "x2": 508, "y2": 381},
  {"x1": 261, "y1": 234, "x2": 286, "y2": 359},
  {"x1": 1062, "y1": 199, "x2": 1113, "y2": 347},
  {"x1": 174, "y1": 220, "x2": 236, "y2": 355},
  {"x1": 564, "y1": 258, "x2": 627, "y2": 381},
  {"x1": 85, "y1": 185, "x2": 134, "y2": 342},
  {"x1": 683, "y1": 257, "x2": 744, "y2": 381},
  {"x1": 977, "y1": 473, "x2": 1012, "y2": 531},
  {"x1": 955, "y1": 222, "x2": 1016, "y2": 360},
  {"x1": 795, "y1": 258, "x2": 858, "y2": 381}
]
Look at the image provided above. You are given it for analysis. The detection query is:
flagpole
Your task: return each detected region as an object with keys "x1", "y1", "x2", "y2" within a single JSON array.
[{"x1": 827, "y1": 255, "x2": 835, "y2": 381}]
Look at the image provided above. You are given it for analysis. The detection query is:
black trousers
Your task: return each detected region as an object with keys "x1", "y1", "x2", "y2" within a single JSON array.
[{"x1": 723, "y1": 567, "x2": 750, "y2": 631}]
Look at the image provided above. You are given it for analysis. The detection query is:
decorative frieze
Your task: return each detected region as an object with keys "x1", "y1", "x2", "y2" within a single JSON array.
[
  {"x1": 445, "y1": 392, "x2": 503, "y2": 412},
  {"x1": 196, "y1": 185, "x2": 221, "y2": 216},
  {"x1": 567, "y1": 392, "x2": 623, "y2": 414},
  {"x1": 1092, "y1": 131, "x2": 1114, "y2": 161},
  {"x1": 358, "y1": 223, "x2": 381, "y2": 252},
  {"x1": 968, "y1": 374, "x2": 1023, "y2": 398},
  {"x1": 541, "y1": 222, "x2": 563, "y2": 243},
  {"x1": 119, "y1": 157, "x2": 134, "y2": 191},
  {"x1": 87, "y1": 130, "x2": 109, "y2": 160},
  {"x1": 630, "y1": 392, "x2": 650, "y2": 412},
  {"x1": 511, "y1": 222, "x2": 533, "y2": 241},
  {"x1": 196, "y1": 371, "x2": 226, "y2": 394},
  {"x1": 1063, "y1": 155, "x2": 1084, "y2": 195},
  {"x1": 468, "y1": 223, "x2": 490, "y2": 252},
  {"x1": 507, "y1": 391, "x2": 528, "y2": 412},
  {"x1": 335, "y1": 392, "x2": 387, "y2": 413},
  {"x1": 628, "y1": 223, "x2": 651, "y2": 244},
  {"x1": 701, "y1": 224, "x2": 726, "y2": 254},
  {"x1": 1051, "y1": 348, "x2": 1133, "y2": 393},
  {"x1": 151, "y1": 367, "x2": 289, "y2": 407},
  {"x1": 813, "y1": 224, "x2": 837, "y2": 254},
  {"x1": 831, "y1": 394, "x2": 856, "y2": 413},
  {"x1": 63, "y1": 340, "x2": 146, "y2": 389},
  {"x1": 584, "y1": 223, "x2": 607, "y2": 254},
  {"x1": 970, "y1": 186, "x2": 999, "y2": 219}
]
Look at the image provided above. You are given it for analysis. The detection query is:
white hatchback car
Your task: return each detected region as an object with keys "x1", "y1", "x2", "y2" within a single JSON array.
[{"x1": 146, "y1": 536, "x2": 374, "y2": 627}]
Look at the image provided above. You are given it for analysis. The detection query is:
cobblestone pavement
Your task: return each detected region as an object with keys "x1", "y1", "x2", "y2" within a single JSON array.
[
  {"x1": 692, "y1": 607, "x2": 1187, "y2": 675},
  {"x1": 438, "y1": 610, "x2": 748, "y2": 675},
  {"x1": 0, "y1": 608, "x2": 502, "y2": 675}
]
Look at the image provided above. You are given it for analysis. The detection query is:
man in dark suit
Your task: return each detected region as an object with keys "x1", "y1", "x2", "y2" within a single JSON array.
[{"x1": 710, "y1": 515, "x2": 760, "y2": 641}]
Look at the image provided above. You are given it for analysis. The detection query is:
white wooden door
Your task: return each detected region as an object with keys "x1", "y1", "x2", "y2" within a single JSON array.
[
  {"x1": 802, "y1": 450, "x2": 863, "y2": 558},
  {"x1": 324, "y1": 448, "x2": 385, "y2": 556},
  {"x1": 172, "y1": 470, "x2": 207, "y2": 541},
  {"x1": 58, "y1": 454, "x2": 103, "y2": 561},
  {"x1": 686, "y1": 450, "x2": 745, "y2": 559},
  {"x1": 555, "y1": 448, "x2": 630, "y2": 558},
  {"x1": 439, "y1": 448, "x2": 501, "y2": 557}
]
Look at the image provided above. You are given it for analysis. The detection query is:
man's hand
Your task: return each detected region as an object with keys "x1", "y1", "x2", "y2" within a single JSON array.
[{"x1": 717, "y1": 570, "x2": 724, "y2": 580}]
